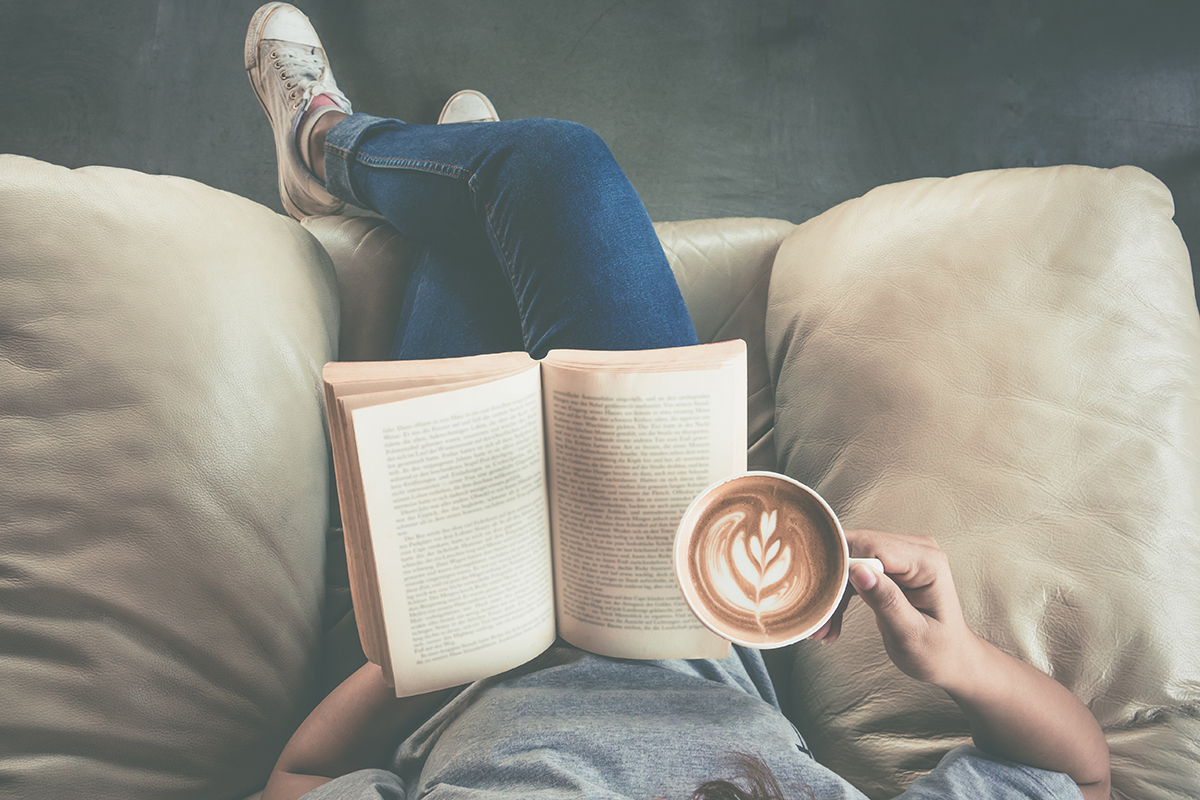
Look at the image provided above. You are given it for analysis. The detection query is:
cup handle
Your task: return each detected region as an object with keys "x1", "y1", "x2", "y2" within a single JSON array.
[{"x1": 849, "y1": 557, "x2": 885, "y2": 574}]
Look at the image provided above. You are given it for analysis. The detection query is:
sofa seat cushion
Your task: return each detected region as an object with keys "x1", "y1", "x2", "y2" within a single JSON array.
[
  {"x1": 0, "y1": 156, "x2": 338, "y2": 800},
  {"x1": 767, "y1": 165, "x2": 1200, "y2": 800}
]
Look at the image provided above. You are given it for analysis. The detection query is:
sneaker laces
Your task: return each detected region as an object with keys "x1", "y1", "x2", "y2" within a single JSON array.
[{"x1": 269, "y1": 43, "x2": 351, "y2": 113}]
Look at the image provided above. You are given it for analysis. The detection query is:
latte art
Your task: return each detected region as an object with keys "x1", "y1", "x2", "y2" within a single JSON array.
[
  {"x1": 704, "y1": 509, "x2": 802, "y2": 634},
  {"x1": 679, "y1": 473, "x2": 846, "y2": 645}
]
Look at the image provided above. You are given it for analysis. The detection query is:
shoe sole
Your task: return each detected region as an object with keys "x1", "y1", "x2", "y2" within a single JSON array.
[{"x1": 244, "y1": 2, "x2": 346, "y2": 219}]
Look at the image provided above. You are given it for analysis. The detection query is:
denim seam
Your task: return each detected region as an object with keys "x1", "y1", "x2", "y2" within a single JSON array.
[
  {"x1": 348, "y1": 153, "x2": 473, "y2": 181},
  {"x1": 468, "y1": 172, "x2": 529, "y2": 349},
  {"x1": 323, "y1": 113, "x2": 387, "y2": 206}
]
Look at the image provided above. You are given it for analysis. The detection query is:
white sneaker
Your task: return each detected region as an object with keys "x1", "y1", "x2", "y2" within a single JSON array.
[
  {"x1": 245, "y1": 2, "x2": 352, "y2": 219},
  {"x1": 438, "y1": 90, "x2": 500, "y2": 124}
]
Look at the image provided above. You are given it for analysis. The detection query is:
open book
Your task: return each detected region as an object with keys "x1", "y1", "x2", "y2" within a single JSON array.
[{"x1": 323, "y1": 340, "x2": 746, "y2": 697}]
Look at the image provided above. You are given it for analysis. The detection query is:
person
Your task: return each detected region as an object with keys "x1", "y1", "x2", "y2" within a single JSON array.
[{"x1": 245, "y1": 4, "x2": 1111, "y2": 799}]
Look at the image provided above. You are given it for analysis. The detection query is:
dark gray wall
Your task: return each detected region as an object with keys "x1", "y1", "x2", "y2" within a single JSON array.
[{"x1": 4, "y1": 0, "x2": 1199, "y2": 304}]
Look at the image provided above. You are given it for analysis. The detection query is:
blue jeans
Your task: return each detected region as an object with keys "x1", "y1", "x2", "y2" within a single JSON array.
[{"x1": 322, "y1": 114, "x2": 698, "y2": 360}]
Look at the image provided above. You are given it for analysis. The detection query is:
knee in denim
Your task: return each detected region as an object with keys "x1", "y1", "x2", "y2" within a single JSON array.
[{"x1": 504, "y1": 118, "x2": 616, "y2": 183}]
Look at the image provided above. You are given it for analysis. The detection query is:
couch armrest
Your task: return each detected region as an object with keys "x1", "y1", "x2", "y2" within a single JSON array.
[
  {"x1": 765, "y1": 165, "x2": 1200, "y2": 800},
  {"x1": 0, "y1": 155, "x2": 339, "y2": 800}
]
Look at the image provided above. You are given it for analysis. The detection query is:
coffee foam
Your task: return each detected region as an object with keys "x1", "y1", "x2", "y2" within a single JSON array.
[{"x1": 681, "y1": 474, "x2": 845, "y2": 645}]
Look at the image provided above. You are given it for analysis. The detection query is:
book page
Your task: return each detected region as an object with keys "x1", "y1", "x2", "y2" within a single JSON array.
[
  {"x1": 324, "y1": 351, "x2": 534, "y2": 397},
  {"x1": 351, "y1": 365, "x2": 556, "y2": 696},
  {"x1": 542, "y1": 343, "x2": 745, "y2": 659},
  {"x1": 323, "y1": 351, "x2": 534, "y2": 679}
]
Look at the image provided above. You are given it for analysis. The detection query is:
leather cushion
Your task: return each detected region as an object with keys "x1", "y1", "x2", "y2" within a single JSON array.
[
  {"x1": 656, "y1": 217, "x2": 794, "y2": 470},
  {"x1": 0, "y1": 156, "x2": 338, "y2": 800},
  {"x1": 766, "y1": 165, "x2": 1200, "y2": 799},
  {"x1": 302, "y1": 215, "x2": 414, "y2": 364}
]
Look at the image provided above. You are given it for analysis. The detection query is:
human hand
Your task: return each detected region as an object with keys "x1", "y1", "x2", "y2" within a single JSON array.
[
  {"x1": 809, "y1": 529, "x2": 981, "y2": 688},
  {"x1": 812, "y1": 530, "x2": 1111, "y2": 797}
]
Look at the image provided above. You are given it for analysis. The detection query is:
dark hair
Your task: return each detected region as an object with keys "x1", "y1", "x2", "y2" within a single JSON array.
[{"x1": 691, "y1": 751, "x2": 813, "y2": 800}]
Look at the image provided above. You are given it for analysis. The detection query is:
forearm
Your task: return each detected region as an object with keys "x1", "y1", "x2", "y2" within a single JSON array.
[
  {"x1": 838, "y1": 533, "x2": 1111, "y2": 798},
  {"x1": 263, "y1": 662, "x2": 451, "y2": 800},
  {"x1": 939, "y1": 634, "x2": 1110, "y2": 799}
]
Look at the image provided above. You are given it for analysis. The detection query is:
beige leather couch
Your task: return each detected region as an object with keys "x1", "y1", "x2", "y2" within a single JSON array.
[{"x1": 2, "y1": 153, "x2": 1197, "y2": 800}]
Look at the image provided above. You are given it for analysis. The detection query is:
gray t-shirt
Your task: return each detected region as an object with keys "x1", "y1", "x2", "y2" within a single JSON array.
[{"x1": 303, "y1": 643, "x2": 1081, "y2": 799}]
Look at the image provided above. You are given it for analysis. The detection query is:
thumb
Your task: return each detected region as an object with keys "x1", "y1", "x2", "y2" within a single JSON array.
[{"x1": 849, "y1": 563, "x2": 921, "y2": 635}]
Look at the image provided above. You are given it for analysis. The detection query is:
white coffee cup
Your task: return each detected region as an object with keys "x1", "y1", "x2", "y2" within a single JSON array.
[{"x1": 674, "y1": 471, "x2": 883, "y2": 648}]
